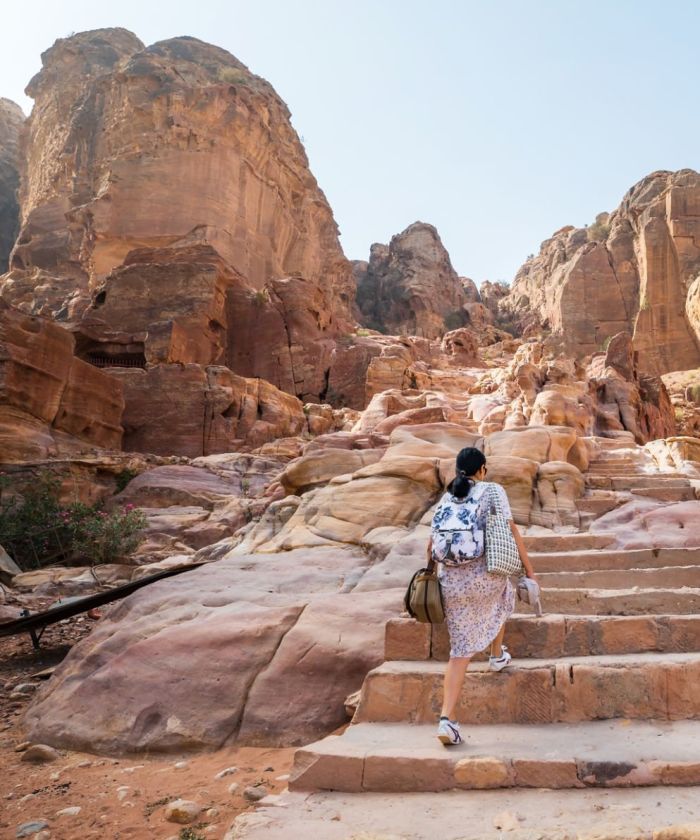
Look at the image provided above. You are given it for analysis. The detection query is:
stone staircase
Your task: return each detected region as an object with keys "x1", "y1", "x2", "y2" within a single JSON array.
[
  {"x1": 575, "y1": 448, "x2": 696, "y2": 527},
  {"x1": 289, "y1": 533, "x2": 700, "y2": 794}
]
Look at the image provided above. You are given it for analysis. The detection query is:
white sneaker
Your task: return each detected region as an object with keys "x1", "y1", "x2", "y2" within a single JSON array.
[
  {"x1": 489, "y1": 645, "x2": 512, "y2": 672},
  {"x1": 437, "y1": 717, "x2": 463, "y2": 746}
]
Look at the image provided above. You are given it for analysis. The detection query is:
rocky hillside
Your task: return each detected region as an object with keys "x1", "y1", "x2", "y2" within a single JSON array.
[
  {"x1": 0, "y1": 29, "x2": 699, "y2": 820},
  {"x1": 354, "y1": 222, "x2": 468, "y2": 338},
  {"x1": 0, "y1": 98, "x2": 23, "y2": 273},
  {"x1": 501, "y1": 170, "x2": 700, "y2": 375}
]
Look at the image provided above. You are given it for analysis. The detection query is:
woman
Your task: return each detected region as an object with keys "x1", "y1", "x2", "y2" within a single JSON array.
[{"x1": 428, "y1": 446, "x2": 537, "y2": 746}]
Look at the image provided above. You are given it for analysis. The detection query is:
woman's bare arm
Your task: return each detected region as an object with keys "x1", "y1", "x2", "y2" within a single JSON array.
[{"x1": 509, "y1": 520, "x2": 538, "y2": 582}]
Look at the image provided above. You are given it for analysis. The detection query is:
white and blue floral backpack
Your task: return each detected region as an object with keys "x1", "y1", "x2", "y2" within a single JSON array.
[{"x1": 430, "y1": 482, "x2": 492, "y2": 565}]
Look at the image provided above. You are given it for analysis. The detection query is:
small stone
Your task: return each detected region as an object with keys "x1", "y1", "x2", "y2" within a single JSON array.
[
  {"x1": 493, "y1": 811, "x2": 521, "y2": 831},
  {"x1": 206, "y1": 808, "x2": 219, "y2": 818},
  {"x1": 35, "y1": 832, "x2": 51, "y2": 840},
  {"x1": 116, "y1": 786, "x2": 130, "y2": 801},
  {"x1": 10, "y1": 684, "x2": 37, "y2": 699},
  {"x1": 122, "y1": 765, "x2": 144, "y2": 774},
  {"x1": 21, "y1": 745, "x2": 60, "y2": 764},
  {"x1": 14, "y1": 741, "x2": 31, "y2": 752},
  {"x1": 19, "y1": 794, "x2": 35, "y2": 804},
  {"x1": 173, "y1": 760, "x2": 188, "y2": 769},
  {"x1": 55, "y1": 806, "x2": 81, "y2": 817},
  {"x1": 75, "y1": 760, "x2": 92, "y2": 769},
  {"x1": 164, "y1": 799, "x2": 202, "y2": 825},
  {"x1": 16, "y1": 822, "x2": 49, "y2": 838},
  {"x1": 275, "y1": 774, "x2": 290, "y2": 781},
  {"x1": 227, "y1": 782, "x2": 239, "y2": 795},
  {"x1": 214, "y1": 766, "x2": 238, "y2": 779},
  {"x1": 49, "y1": 773, "x2": 60, "y2": 782},
  {"x1": 264, "y1": 766, "x2": 274, "y2": 772},
  {"x1": 243, "y1": 785, "x2": 268, "y2": 802}
]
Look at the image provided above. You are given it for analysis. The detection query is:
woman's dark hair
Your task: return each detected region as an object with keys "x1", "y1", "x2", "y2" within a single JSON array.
[{"x1": 447, "y1": 446, "x2": 486, "y2": 499}]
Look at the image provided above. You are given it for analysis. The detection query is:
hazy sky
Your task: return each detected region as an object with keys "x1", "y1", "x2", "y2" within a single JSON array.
[{"x1": 2, "y1": 1, "x2": 699, "y2": 283}]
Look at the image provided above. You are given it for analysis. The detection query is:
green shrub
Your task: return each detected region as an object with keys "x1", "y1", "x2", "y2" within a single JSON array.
[
  {"x1": 218, "y1": 66, "x2": 250, "y2": 85},
  {"x1": 115, "y1": 468, "x2": 138, "y2": 494},
  {"x1": 0, "y1": 471, "x2": 147, "y2": 571},
  {"x1": 587, "y1": 212, "x2": 610, "y2": 242},
  {"x1": 443, "y1": 311, "x2": 466, "y2": 331}
]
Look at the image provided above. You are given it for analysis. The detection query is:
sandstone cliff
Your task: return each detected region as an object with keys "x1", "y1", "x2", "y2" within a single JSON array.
[
  {"x1": 0, "y1": 99, "x2": 23, "y2": 273},
  {"x1": 3, "y1": 29, "x2": 354, "y2": 411},
  {"x1": 502, "y1": 170, "x2": 700, "y2": 375},
  {"x1": 12, "y1": 30, "x2": 353, "y2": 311},
  {"x1": 0, "y1": 299, "x2": 124, "y2": 461},
  {"x1": 354, "y1": 222, "x2": 468, "y2": 338}
]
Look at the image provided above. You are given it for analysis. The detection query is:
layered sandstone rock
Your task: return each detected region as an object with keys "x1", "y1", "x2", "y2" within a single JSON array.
[
  {"x1": 109, "y1": 364, "x2": 306, "y2": 458},
  {"x1": 3, "y1": 28, "x2": 355, "y2": 420},
  {"x1": 502, "y1": 170, "x2": 700, "y2": 375},
  {"x1": 354, "y1": 222, "x2": 468, "y2": 338},
  {"x1": 12, "y1": 30, "x2": 353, "y2": 311},
  {"x1": 0, "y1": 99, "x2": 23, "y2": 273},
  {"x1": 24, "y1": 549, "x2": 401, "y2": 752},
  {"x1": 0, "y1": 300, "x2": 123, "y2": 460}
]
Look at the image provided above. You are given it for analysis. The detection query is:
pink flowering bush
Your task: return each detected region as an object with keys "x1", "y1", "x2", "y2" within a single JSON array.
[{"x1": 0, "y1": 472, "x2": 146, "y2": 571}]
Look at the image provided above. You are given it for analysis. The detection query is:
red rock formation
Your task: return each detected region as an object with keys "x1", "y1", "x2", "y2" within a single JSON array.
[
  {"x1": 354, "y1": 222, "x2": 468, "y2": 338},
  {"x1": 0, "y1": 99, "x2": 23, "y2": 273},
  {"x1": 502, "y1": 170, "x2": 700, "y2": 375},
  {"x1": 109, "y1": 365, "x2": 306, "y2": 458},
  {"x1": 0, "y1": 300, "x2": 124, "y2": 460},
  {"x1": 2, "y1": 29, "x2": 355, "y2": 425},
  {"x1": 12, "y1": 30, "x2": 353, "y2": 311}
]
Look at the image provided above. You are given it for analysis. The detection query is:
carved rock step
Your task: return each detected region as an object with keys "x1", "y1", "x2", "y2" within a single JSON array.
[
  {"x1": 290, "y1": 719, "x2": 700, "y2": 792},
  {"x1": 539, "y1": 585, "x2": 700, "y2": 615},
  {"x1": 539, "y1": 564, "x2": 700, "y2": 589},
  {"x1": 228, "y1": 785, "x2": 700, "y2": 839},
  {"x1": 385, "y1": 614, "x2": 700, "y2": 661},
  {"x1": 353, "y1": 654, "x2": 700, "y2": 725},
  {"x1": 530, "y1": 546, "x2": 700, "y2": 572},
  {"x1": 521, "y1": 533, "x2": 615, "y2": 552},
  {"x1": 576, "y1": 496, "x2": 625, "y2": 516},
  {"x1": 586, "y1": 474, "x2": 690, "y2": 489}
]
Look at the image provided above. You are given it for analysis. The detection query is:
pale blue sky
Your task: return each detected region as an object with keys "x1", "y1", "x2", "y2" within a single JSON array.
[{"x1": 2, "y1": 0, "x2": 699, "y2": 282}]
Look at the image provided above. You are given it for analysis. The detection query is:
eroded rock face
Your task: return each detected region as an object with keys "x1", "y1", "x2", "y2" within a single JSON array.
[
  {"x1": 3, "y1": 28, "x2": 355, "y2": 420},
  {"x1": 0, "y1": 99, "x2": 23, "y2": 273},
  {"x1": 354, "y1": 222, "x2": 468, "y2": 338},
  {"x1": 13, "y1": 30, "x2": 353, "y2": 310},
  {"x1": 502, "y1": 170, "x2": 700, "y2": 375},
  {"x1": 110, "y1": 364, "x2": 306, "y2": 458},
  {"x1": 24, "y1": 550, "x2": 400, "y2": 752},
  {"x1": 0, "y1": 300, "x2": 124, "y2": 460}
]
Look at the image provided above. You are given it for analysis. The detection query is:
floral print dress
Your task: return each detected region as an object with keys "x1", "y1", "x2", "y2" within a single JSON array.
[{"x1": 431, "y1": 481, "x2": 516, "y2": 658}]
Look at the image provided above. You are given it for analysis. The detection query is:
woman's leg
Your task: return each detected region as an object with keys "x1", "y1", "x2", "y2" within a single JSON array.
[
  {"x1": 490, "y1": 620, "x2": 507, "y2": 658},
  {"x1": 441, "y1": 656, "x2": 471, "y2": 720}
]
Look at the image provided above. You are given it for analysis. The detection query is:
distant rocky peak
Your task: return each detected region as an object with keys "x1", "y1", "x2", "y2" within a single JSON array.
[{"x1": 355, "y1": 221, "x2": 468, "y2": 339}]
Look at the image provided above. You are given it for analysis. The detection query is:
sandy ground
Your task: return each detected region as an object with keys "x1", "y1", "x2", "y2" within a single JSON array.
[{"x1": 0, "y1": 609, "x2": 295, "y2": 840}]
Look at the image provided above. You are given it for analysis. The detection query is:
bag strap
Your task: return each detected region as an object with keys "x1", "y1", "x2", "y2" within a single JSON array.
[{"x1": 485, "y1": 482, "x2": 504, "y2": 518}]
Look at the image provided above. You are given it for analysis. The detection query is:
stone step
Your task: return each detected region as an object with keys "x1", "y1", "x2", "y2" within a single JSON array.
[
  {"x1": 530, "y1": 546, "x2": 700, "y2": 572},
  {"x1": 290, "y1": 719, "x2": 700, "y2": 793},
  {"x1": 353, "y1": 653, "x2": 700, "y2": 725},
  {"x1": 521, "y1": 533, "x2": 615, "y2": 553},
  {"x1": 632, "y1": 486, "x2": 696, "y2": 502},
  {"x1": 538, "y1": 564, "x2": 700, "y2": 589},
  {"x1": 385, "y1": 614, "x2": 700, "y2": 661},
  {"x1": 230, "y1": 786, "x2": 700, "y2": 840},
  {"x1": 538, "y1": 585, "x2": 700, "y2": 615},
  {"x1": 576, "y1": 496, "x2": 624, "y2": 516},
  {"x1": 586, "y1": 475, "x2": 690, "y2": 490}
]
